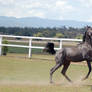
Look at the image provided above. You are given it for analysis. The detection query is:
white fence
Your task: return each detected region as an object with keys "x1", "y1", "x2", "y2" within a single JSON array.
[{"x1": 0, "y1": 35, "x2": 82, "y2": 58}]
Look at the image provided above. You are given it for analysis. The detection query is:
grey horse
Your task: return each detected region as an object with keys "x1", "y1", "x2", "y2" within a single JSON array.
[{"x1": 43, "y1": 26, "x2": 92, "y2": 83}]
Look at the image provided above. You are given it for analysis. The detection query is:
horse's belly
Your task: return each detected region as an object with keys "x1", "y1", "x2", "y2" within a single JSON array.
[
  {"x1": 65, "y1": 47, "x2": 84, "y2": 62},
  {"x1": 66, "y1": 53, "x2": 84, "y2": 62},
  {"x1": 71, "y1": 58, "x2": 84, "y2": 62},
  {"x1": 67, "y1": 57, "x2": 83, "y2": 62}
]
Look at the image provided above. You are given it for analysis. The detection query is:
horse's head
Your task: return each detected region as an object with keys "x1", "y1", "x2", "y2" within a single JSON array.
[
  {"x1": 43, "y1": 42, "x2": 56, "y2": 55},
  {"x1": 83, "y1": 26, "x2": 92, "y2": 44}
]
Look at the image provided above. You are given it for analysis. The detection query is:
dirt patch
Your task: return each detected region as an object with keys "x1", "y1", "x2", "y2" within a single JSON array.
[
  {"x1": 0, "y1": 80, "x2": 50, "y2": 86},
  {"x1": 0, "y1": 79, "x2": 91, "y2": 88}
]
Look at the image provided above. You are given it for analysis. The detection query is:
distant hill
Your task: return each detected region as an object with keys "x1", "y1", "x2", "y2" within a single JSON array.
[{"x1": 0, "y1": 16, "x2": 92, "y2": 28}]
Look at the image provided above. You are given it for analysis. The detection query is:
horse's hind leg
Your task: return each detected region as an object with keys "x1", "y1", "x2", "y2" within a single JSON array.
[
  {"x1": 61, "y1": 62, "x2": 72, "y2": 82},
  {"x1": 50, "y1": 63, "x2": 62, "y2": 83}
]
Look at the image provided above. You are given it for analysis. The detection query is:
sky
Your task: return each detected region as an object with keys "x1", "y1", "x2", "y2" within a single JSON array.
[{"x1": 0, "y1": 0, "x2": 92, "y2": 22}]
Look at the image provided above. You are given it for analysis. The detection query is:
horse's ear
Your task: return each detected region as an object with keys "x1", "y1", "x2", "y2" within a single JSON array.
[{"x1": 86, "y1": 26, "x2": 91, "y2": 30}]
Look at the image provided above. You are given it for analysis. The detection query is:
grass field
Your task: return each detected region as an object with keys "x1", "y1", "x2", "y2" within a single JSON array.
[{"x1": 0, "y1": 54, "x2": 92, "y2": 92}]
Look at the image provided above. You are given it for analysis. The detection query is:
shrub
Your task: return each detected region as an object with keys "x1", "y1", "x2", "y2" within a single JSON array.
[{"x1": 2, "y1": 40, "x2": 8, "y2": 56}]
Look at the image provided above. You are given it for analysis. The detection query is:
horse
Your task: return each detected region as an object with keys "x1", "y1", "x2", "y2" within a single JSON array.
[{"x1": 43, "y1": 26, "x2": 92, "y2": 83}]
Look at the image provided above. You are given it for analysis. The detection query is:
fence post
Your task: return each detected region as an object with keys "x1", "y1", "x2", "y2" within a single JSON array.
[
  {"x1": 0, "y1": 36, "x2": 2, "y2": 56},
  {"x1": 60, "y1": 39, "x2": 62, "y2": 49},
  {"x1": 28, "y1": 39, "x2": 32, "y2": 58}
]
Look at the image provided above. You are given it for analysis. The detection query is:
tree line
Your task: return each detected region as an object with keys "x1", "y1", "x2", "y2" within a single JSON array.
[{"x1": 0, "y1": 26, "x2": 86, "y2": 39}]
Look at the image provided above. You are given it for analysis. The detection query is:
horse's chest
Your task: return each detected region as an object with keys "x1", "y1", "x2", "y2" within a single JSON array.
[
  {"x1": 84, "y1": 50, "x2": 92, "y2": 61},
  {"x1": 87, "y1": 51, "x2": 92, "y2": 57}
]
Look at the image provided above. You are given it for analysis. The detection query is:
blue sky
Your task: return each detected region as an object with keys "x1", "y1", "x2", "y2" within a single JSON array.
[{"x1": 0, "y1": 0, "x2": 92, "y2": 22}]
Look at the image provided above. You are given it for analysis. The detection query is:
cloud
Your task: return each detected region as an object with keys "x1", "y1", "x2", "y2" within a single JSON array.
[
  {"x1": 0, "y1": 0, "x2": 16, "y2": 7},
  {"x1": 79, "y1": 0, "x2": 92, "y2": 7},
  {"x1": 0, "y1": 0, "x2": 92, "y2": 21},
  {"x1": 0, "y1": 0, "x2": 75, "y2": 19},
  {"x1": 28, "y1": 10, "x2": 45, "y2": 18},
  {"x1": 87, "y1": 17, "x2": 92, "y2": 22},
  {"x1": 21, "y1": 2, "x2": 42, "y2": 9},
  {"x1": 55, "y1": 0, "x2": 74, "y2": 12},
  {"x1": 48, "y1": 0, "x2": 75, "y2": 20}
]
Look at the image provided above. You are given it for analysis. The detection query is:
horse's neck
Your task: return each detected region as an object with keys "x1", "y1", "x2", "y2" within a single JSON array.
[
  {"x1": 83, "y1": 37, "x2": 92, "y2": 46},
  {"x1": 83, "y1": 41, "x2": 92, "y2": 49}
]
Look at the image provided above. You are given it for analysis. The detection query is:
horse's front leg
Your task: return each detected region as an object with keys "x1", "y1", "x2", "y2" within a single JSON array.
[{"x1": 82, "y1": 61, "x2": 91, "y2": 80}]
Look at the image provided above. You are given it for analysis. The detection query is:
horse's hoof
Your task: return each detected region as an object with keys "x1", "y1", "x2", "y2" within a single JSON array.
[
  {"x1": 69, "y1": 80, "x2": 73, "y2": 83},
  {"x1": 50, "y1": 81, "x2": 54, "y2": 84},
  {"x1": 81, "y1": 78, "x2": 87, "y2": 81},
  {"x1": 81, "y1": 76, "x2": 88, "y2": 81},
  {"x1": 67, "y1": 79, "x2": 73, "y2": 83},
  {"x1": 81, "y1": 78, "x2": 84, "y2": 81}
]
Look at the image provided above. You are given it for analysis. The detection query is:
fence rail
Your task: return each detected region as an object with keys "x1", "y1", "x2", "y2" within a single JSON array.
[{"x1": 0, "y1": 35, "x2": 82, "y2": 58}]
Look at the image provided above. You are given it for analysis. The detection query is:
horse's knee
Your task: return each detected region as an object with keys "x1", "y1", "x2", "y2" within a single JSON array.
[
  {"x1": 50, "y1": 68, "x2": 54, "y2": 75},
  {"x1": 61, "y1": 70, "x2": 65, "y2": 75},
  {"x1": 50, "y1": 68, "x2": 53, "y2": 72},
  {"x1": 50, "y1": 70, "x2": 53, "y2": 75}
]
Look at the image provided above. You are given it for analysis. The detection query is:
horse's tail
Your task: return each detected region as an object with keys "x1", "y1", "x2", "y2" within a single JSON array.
[{"x1": 55, "y1": 49, "x2": 66, "y2": 64}]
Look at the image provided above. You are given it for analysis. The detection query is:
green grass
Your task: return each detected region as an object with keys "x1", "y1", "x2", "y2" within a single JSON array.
[
  {"x1": 8, "y1": 47, "x2": 42, "y2": 54},
  {"x1": 0, "y1": 54, "x2": 92, "y2": 92}
]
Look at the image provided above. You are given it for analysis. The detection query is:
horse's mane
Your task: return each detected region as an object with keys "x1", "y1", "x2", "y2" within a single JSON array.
[
  {"x1": 83, "y1": 31, "x2": 87, "y2": 43},
  {"x1": 83, "y1": 26, "x2": 91, "y2": 43}
]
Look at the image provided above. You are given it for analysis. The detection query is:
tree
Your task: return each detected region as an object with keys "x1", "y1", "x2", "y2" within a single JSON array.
[
  {"x1": 2, "y1": 40, "x2": 8, "y2": 55},
  {"x1": 75, "y1": 34, "x2": 83, "y2": 39},
  {"x1": 33, "y1": 32, "x2": 43, "y2": 37},
  {"x1": 55, "y1": 33, "x2": 64, "y2": 38}
]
